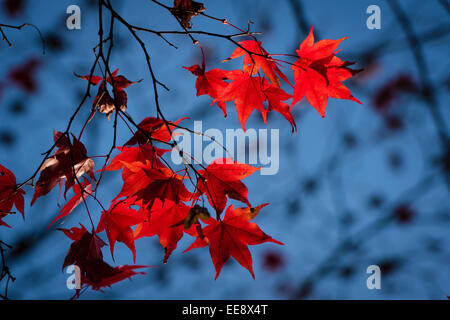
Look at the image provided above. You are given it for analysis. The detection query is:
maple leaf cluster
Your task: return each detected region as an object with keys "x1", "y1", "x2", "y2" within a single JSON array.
[
  {"x1": 2, "y1": 114, "x2": 280, "y2": 292},
  {"x1": 99, "y1": 124, "x2": 281, "y2": 278},
  {"x1": 0, "y1": 24, "x2": 361, "y2": 297},
  {"x1": 185, "y1": 27, "x2": 361, "y2": 130}
]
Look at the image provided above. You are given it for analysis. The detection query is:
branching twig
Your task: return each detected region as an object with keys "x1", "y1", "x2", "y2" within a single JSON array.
[{"x1": 0, "y1": 23, "x2": 45, "y2": 54}]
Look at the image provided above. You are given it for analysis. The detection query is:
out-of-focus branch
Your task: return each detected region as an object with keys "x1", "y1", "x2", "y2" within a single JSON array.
[
  {"x1": 292, "y1": 173, "x2": 437, "y2": 299},
  {"x1": 388, "y1": 0, "x2": 449, "y2": 190},
  {"x1": 348, "y1": 23, "x2": 450, "y2": 60},
  {"x1": 438, "y1": 0, "x2": 450, "y2": 15},
  {"x1": 0, "y1": 240, "x2": 15, "y2": 300},
  {"x1": 286, "y1": 0, "x2": 314, "y2": 37}
]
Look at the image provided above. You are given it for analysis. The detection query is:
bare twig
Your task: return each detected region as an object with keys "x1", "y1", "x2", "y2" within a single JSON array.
[{"x1": 0, "y1": 23, "x2": 45, "y2": 54}]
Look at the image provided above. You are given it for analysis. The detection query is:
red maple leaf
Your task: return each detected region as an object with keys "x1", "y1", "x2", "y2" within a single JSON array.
[
  {"x1": 262, "y1": 82, "x2": 297, "y2": 132},
  {"x1": 184, "y1": 63, "x2": 229, "y2": 117},
  {"x1": 96, "y1": 198, "x2": 145, "y2": 262},
  {"x1": 31, "y1": 130, "x2": 95, "y2": 206},
  {"x1": 291, "y1": 26, "x2": 361, "y2": 117},
  {"x1": 124, "y1": 116, "x2": 188, "y2": 146},
  {"x1": 48, "y1": 178, "x2": 92, "y2": 228},
  {"x1": 214, "y1": 70, "x2": 296, "y2": 131},
  {"x1": 195, "y1": 158, "x2": 259, "y2": 215},
  {"x1": 102, "y1": 145, "x2": 169, "y2": 173},
  {"x1": 0, "y1": 164, "x2": 25, "y2": 221},
  {"x1": 185, "y1": 41, "x2": 297, "y2": 131},
  {"x1": 225, "y1": 40, "x2": 290, "y2": 87},
  {"x1": 185, "y1": 204, "x2": 282, "y2": 279},
  {"x1": 118, "y1": 161, "x2": 193, "y2": 206},
  {"x1": 134, "y1": 199, "x2": 191, "y2": 263},
  {"x1": 215, "y1": 70, "x2": 267, "y2": 131}
]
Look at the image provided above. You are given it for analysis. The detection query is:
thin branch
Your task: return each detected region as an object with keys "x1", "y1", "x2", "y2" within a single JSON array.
[{"x1": 0, "y1": 23, "x2": 45, "y2": 54}]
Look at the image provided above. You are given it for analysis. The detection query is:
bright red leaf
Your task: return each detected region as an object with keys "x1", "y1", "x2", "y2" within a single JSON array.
[
  {"x1": 291, "y1": 26, "x2": 361, "y2": 117},
  {"x1": 263, "y1": 83, "x2": 297, "y2": 132},
  {"x1": 185, "y1": 204, "x2": 282, "y2": 279},
  {"x1": 124, "y1": 116, "x2": 188, "y2": 146},
  {"x1": 215, "y1": 70, "x2": 267, "y2": 131},
  {"x1": 214, "y1": 70, "x2": 296, "y2": 131},
  {"x1": 118, "y1": 161, "x2": 192, "y2": 205},
  {"x1": 225, "y1": 40, "x2": 290, "y2": 87},
  {"x1": 196, "y1": 158, "x2": 259, "y2": 215},
  {"x1": 184, "y1": 63, "x2": 229, "y2": 117},
  {"x1": 96, "y1": 198, "x2": 145, "y2": 262},
  {"x1": 134, "y1": 199, "x2": 191, "y2": 263},
  {"x1": 102, "y1": 144, "x2": 168, "y2": 173}
]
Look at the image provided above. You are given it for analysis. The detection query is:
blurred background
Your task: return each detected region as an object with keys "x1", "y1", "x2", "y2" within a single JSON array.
[{"x1": 0, "y1": 0, "x2": 449, "y2": 299}]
